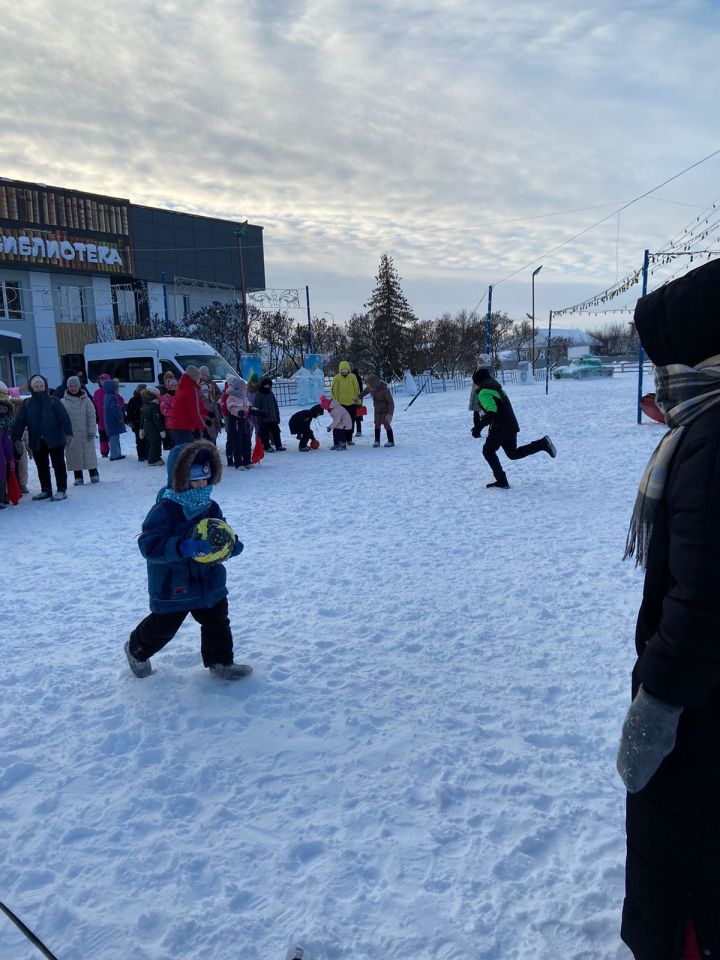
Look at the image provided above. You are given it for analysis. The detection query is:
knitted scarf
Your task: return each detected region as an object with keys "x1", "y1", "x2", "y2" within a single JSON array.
[
  {"x1": 624, "y1": 354, "x2": 720, "y2": 568},
  {"x1": 163, "y1": 485, "x2": 213, "y2": 519}
]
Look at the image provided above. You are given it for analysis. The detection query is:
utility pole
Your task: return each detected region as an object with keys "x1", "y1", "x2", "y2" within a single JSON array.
[
  {"x1": 637, "y1": 249, "x2": 650, "y2": 424},
  {"x1": 234, "y1": 221, "x2": 250, "y2": 351},
  {"x1": 485, "y1": 285, "x2": 493, "y2": 358},
  {"x1": 530, "y1": 265, "x2": 543, "y2": 373}
]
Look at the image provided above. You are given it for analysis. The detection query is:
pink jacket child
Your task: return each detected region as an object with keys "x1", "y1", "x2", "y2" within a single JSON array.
[
  {"x1": 320, "y1": 395, "x2": 352, "y2": 451},
  {"x1": 92, "y1": 373, "x2": 112, "y2": 457}
]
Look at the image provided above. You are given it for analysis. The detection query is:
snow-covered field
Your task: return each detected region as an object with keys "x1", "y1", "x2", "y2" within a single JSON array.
[{"x1": 2, "y1": 374, "x2": 659, "y2": 960}]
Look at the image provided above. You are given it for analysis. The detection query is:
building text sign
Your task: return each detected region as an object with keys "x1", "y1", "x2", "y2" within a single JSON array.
[{"x1": 0, "y1": 226, "x2": 130, "y2": 274}]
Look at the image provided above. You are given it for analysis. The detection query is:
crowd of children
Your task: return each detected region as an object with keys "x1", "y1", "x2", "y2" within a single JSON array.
[{"x1": 0, "y1": 362, "x2": 403, "y2": 509}]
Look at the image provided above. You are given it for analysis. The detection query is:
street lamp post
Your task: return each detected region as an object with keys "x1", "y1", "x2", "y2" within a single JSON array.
[
  {"x1": 322, "y1": 311, "x2": 335, "y2": 324},
  {"x1": 234, "y1": 221, "x2": 250, "y2": 352},
  {"x1": 530, "y1": 265, "x2": 543, "y2": 372}
]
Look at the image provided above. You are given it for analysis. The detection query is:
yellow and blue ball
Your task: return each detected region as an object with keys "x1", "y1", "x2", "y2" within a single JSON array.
[{"x1": 186, "y1": 518, "x2": 236, "y2": 564}]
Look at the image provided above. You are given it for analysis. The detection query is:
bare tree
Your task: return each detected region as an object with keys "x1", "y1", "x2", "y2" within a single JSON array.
[{"x1": 502, "y1": 319, "x2": 533, "y2": 363}]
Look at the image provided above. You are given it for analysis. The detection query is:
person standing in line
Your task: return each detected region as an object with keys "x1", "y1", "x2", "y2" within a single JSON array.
[
  {"x1": 103, "y1": 378, "x2": 126, "y2": 461},
  {"x1": 200, "y1": 380, "x2": 222, "y2": 445},
  {"x1": 140, "y1": 386, "x2": 165, "y2": 466},
  {"x1": 92, "y1": 372, "x2": 112, "y2": 458},
  {"x1": 616, "y1": 258, "x2": 720, "y2": 960},
  {"x1": 254, "y1": 377, "x2": 286, "y2": 452},
  {"x1": 352, "y1": 367, "x2": 364, "y2": 437},
  {"x1": 198, "y1": 365, "x2": 220, "y2": 402},
  {"x1": 1, "y1": 384, "x2": 29, "y2": 494},
  {"x1": 471, "y1": 358, "x2": 556, "y2": 488},
  {"x1": 12, "y1": 374, "x2": 73, "y2": 501},
  {"x1": 126, "y1": 384, "x2": 148, "y2": 461},
  {"x1": 225, "y1": 377, "x2": 255, "y2": 468},
  {"x1": 330, "y1": 360, "x2": 361, "y2": 445},
  {"x1": 61, "y1": 376, "x2": 100, "y2": 485},
  {"x1": 363, "y1": 374, "x2": 396, "y2": 447},
  {"x1": 159, "y1": 372, "x2": 177, "y2": 450},
  {"x1": 168, "y1": 365, "x2": 205, "y2": 446}
]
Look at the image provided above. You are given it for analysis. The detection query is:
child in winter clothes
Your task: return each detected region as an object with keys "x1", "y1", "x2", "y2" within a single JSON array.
[
  {"x1": 254, "y1": 377, "x2": 286, "y2": 451},
  {"x1": 200, "y1": 381, "x2": 222, "y2": 444},
  {"x1": 159, "y1": 373, "x2": 177, "y2": 449},
  {"x1": 103, "y1": 379, "x2": 126, "y2": 460},
  {"x1": 319, "y1": 395, "x2": 352, "y2": 450},
  {"x1": 0, "y1": 386, "x2": 14, "y2": 507},
  {"x1": 61, "y1": 376, "x2": 99, "y2": 484},
  {"x1": 331, "y1": 360, "x2": 361, "y2": 444},
  {"x1": 225, "y1": 377, "x2": 254, "y2": 468},
  {"x1": 0, "y1": 385, "x2": 28, "y2": 494},
  {"x1": 124, "y1": 440, "x2": 251, "y2": 681},
  {"x1": 126, "y1": 384, "x2": 148, "y2": 461},
  {"x1": 140, "y1": 386, "x2": 165, "y2": 466},
  {"x1": 363, "y1": 374, "x2": 396, "y2": 447},
  {"x1": 288, "y1": 404, "x2": 324, "y2": 451},
  {"x1": 92, "y1": 373, "x2": 112, "y2": 457},
  {"x1": 471, "y1": 362, "x2": 556, "y2": 488}
]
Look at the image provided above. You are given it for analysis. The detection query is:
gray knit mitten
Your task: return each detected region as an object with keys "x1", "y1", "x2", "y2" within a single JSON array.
[{"x1": 616, "y1": 685, "x2": 683, "y2": 793}]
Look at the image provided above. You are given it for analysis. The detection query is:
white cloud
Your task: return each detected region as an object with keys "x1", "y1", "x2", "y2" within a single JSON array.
[{"x1": 2, "y1": 0, "x2": 720, "y2": 322}]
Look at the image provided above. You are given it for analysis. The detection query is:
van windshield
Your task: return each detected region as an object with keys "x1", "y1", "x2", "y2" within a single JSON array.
[{"x1": 176, "y1": 354, "x2": 237, "y2": 380}]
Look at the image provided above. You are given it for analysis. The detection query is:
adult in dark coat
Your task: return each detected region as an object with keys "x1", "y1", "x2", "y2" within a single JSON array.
[
  {"x1": 126, "y1": 384, "x2": 148, "y2": 461},
  {"x1": 617, "y1": 257, "x2": 720, "y2": 960},
  {"x1": 472, "y1": 363, "x2": 555, "y2": 488},
  {"x1": 254, "y1": 377, "x2": 286, "y2": 451},
  {"x1": 12, "y1": 373, "x2": 73, "y2": 500},
  {"x1": 288, "y1": 404, "x2": 324, "y2": 451}
]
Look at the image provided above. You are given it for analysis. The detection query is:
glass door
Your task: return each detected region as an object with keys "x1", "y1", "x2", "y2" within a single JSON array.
[{"x1": 11, "y1": 354, "x2": 30, "y2": 390}]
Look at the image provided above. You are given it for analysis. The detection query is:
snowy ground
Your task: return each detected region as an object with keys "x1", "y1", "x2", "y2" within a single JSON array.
[{"x1": 1, "y1": 373, "x2": 660, "y2": 960}]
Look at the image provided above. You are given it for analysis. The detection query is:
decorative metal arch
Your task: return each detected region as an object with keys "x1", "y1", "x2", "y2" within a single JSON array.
[{"x1": 248, "y1": 288, "x2": 302, "y2": 310}]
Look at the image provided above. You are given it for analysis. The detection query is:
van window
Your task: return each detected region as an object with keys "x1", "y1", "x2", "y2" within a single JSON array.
[
  {"x1": 161, "y1": 360, "x2": 182, "y2": 380},
  {"x1": 176, "y1": 354, "x2": 237, "y2": 380},
  {"x1": 87, "y1": 356, "x2": 155, "y2": 383}
]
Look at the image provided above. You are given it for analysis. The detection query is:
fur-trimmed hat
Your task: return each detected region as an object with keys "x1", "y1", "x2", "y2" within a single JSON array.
[
  {"x1": 143, "y1": 386, "x2": 161, "y2": 398},
  {"x1": 169, "y1": 440, "x2": 222, "y2": 492}
]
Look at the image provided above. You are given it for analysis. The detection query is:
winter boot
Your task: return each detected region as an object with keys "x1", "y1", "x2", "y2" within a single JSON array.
[
  {"x1": 486, "y1": 479, "x2": 510, "y2": 489},
  {"x1": 543, "y1": 435, "x2": 557, "y2": 458},
  {"x1": 124, "y1": 640, "x2": 153, "y2": 678},
  {"x1": 384, "y1": 427, "x2": 395, "y2": 447},
  {"x1": 51, "y1": 490, "x2": 67, "y2": 501},
  {"x1": 208, "y1": 662, "x2": 253, "y2": 680},
  {"x1": 32, "y1": 490, "x2": 52, "y2": 501},
  {"x1": 373, "y1": 441, "x2": 381, "y2": 447}
]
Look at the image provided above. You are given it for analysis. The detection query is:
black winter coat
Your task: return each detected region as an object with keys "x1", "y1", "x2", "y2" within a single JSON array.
[
  {"x1": 473, "y1": 369, "x2": 519, "y2": 437},
  {"x1": 12, "y1": 388, "x2": 73, "y2": 450},
  {"x1": 622, "y1": 405, "x2": 720, "y2": 960},
  {"x1": 254, "y1": 387, "x2": 280, "y2": 424},
  {"x1": 288, "y1": 405, "x2": 322, "y2": 436},
  {"x1": 622, "y1": 257, "x2": 720, "y2": 960},
  {"x1": 126, "y1": 393, "x2": 144, "y2": 432}
]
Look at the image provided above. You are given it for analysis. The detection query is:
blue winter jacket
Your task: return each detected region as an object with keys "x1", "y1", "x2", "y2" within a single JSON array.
[
  {"x1": 103, "y1": 379, "x2": 126, "y2": 437},
  {"x1": 12, "y1": 378, "x2": 73, "y2": 450},
  {"x1": 139, "y1": 497, "x2": 242, "y2": 612}
]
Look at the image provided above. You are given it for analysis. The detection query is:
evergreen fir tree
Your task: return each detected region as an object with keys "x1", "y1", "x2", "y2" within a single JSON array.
[{"x1": 364, "y1": 253, "x2": 418, "y2": 378}]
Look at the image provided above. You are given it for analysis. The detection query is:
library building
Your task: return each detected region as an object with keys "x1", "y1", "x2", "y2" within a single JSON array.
[{"x1": 0, "y1": 176, "x2": 265, "y2": 388}]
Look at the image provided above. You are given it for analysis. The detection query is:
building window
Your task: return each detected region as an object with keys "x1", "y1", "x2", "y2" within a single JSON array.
[
  {"x1": 0, "y1": 280, "x2": 22, "y2": 320},
  {"x1": 59, "y1": 285, "x2": 88, "y2": 324}
]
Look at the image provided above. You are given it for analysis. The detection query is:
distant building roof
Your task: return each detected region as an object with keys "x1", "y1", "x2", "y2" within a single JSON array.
[{"x1": 535, "y1": 327, "x2": 602, "y2": 346}]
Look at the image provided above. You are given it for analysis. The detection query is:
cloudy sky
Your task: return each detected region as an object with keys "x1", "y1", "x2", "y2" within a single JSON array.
[{"x1": 2, "y1": 0, "x2": 720, "y2": 327}]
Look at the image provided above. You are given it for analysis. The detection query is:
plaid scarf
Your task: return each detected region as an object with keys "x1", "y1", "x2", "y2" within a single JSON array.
[{"x1": 624, "y1": 354, "x2": 720, "y2": 568}]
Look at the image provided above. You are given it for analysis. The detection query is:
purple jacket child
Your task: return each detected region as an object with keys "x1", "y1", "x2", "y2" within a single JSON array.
[{"x1": 0, "y1": 428, "x2": 14, "y2": 507}]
